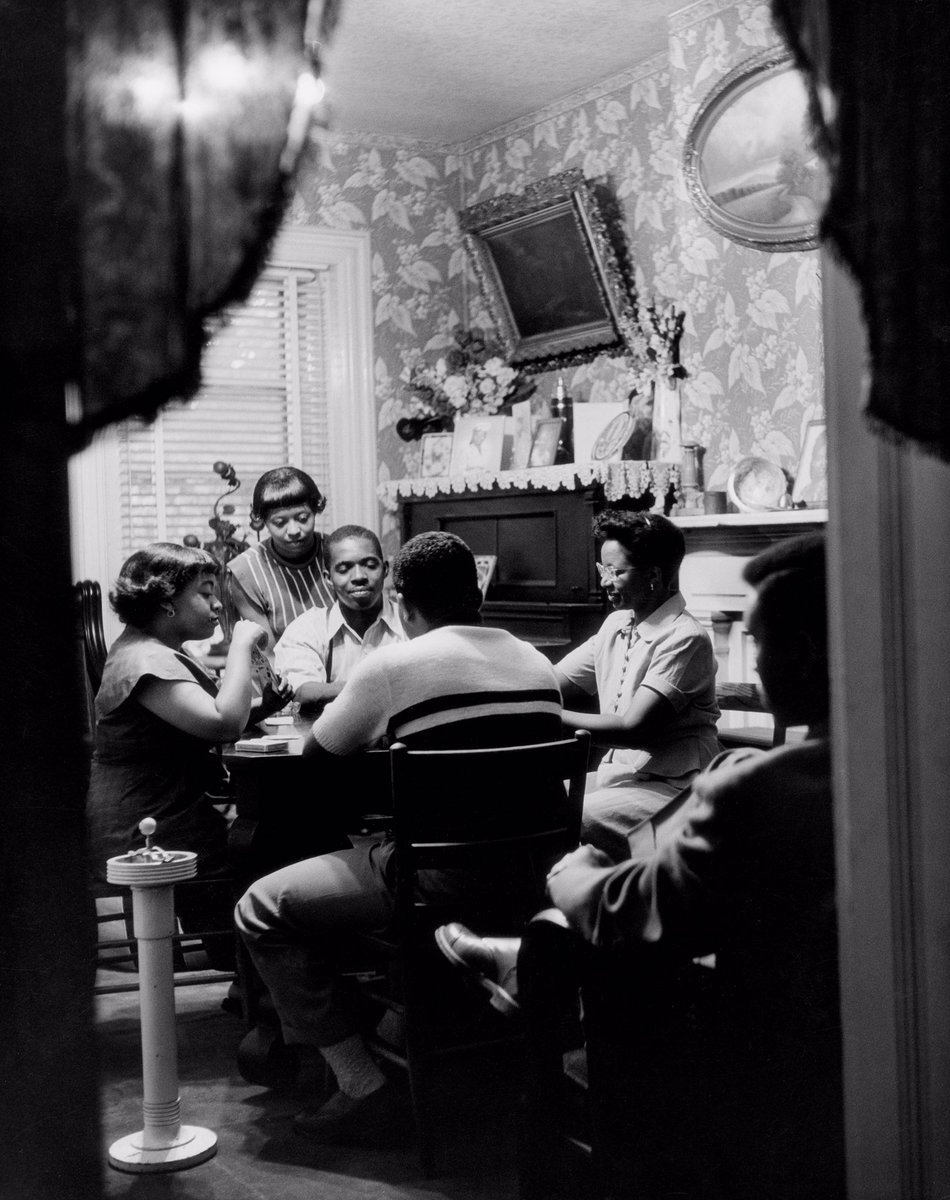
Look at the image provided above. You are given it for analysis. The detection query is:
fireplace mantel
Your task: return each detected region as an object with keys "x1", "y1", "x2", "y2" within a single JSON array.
[{"x1": 677, "y1": 507, "x2": 827, "y2": 556}]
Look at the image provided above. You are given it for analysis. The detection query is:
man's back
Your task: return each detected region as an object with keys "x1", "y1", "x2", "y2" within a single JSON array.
[{"x1": 311, "y1": 624, "x2": 564, "y2": 753}]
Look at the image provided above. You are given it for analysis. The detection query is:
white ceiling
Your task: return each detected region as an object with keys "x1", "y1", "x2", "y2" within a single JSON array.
[{"x1": 322, "y1": 0, "x2": 688, "y2": 145}]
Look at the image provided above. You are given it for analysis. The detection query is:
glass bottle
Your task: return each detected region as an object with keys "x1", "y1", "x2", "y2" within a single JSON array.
[{"x1": 551, "y1": 374, "x2": 574, "y2": 464}]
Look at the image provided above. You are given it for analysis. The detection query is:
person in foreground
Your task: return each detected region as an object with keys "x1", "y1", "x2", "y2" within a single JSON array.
[
  {"x1": 554, "y1": 510, "x2": 720, "y2": 860},
  {"x1": 235, "y1": 531, "x2": 563, "y2": 1142},
  {"x1": 87, "y1": 543, "x2": 289, "y2": 965},
  {"x1": 274, "y1": 524, "x2": 404, "y2": 709},
  {"x1": 437, "y1": 533, "x2": 843, "y2": 1199},
  {"x1": 226, "y1": 466, "x2": 333, "y2": 647}
]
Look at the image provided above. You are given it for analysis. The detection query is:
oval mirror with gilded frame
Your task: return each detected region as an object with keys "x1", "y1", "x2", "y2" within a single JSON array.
[{"x1": 683, "y1": 47, "x2": 829, "y2": 252}]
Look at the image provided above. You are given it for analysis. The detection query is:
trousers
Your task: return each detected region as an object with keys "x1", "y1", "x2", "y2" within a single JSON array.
[
  {"x1": 580, "y1": 768, "x2": 691, "y2": 862},
  {"x1": 235, "y1": 840, "x2": 394, "y2": 1047}
]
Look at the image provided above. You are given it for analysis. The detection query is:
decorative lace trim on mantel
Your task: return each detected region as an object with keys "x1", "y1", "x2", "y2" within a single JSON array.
[{"x1": 378, "y1": 461, "x2": 682, "y2": 512}]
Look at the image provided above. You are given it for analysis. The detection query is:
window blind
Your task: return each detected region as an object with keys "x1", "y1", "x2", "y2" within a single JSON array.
[{"x1": 116, "y1": 265, "x2": 332, "y2": 556}]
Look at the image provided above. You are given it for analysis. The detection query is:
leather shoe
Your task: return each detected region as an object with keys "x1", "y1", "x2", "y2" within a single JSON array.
[
  {"x1": 434, "y1": 922, "x2": 520, "y2": 1014},
  {"x1": 292, "y1": 1081, "x2": 401, "y2": 1143}
]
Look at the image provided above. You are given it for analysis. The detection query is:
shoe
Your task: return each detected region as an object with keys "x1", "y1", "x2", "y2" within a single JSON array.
[
  {"x1": 292, "y1": 1081, "x2": 401, "y2": 1143},
  {"x1": 433, "y1": 922, "x2": 520, "y2": 1014}
]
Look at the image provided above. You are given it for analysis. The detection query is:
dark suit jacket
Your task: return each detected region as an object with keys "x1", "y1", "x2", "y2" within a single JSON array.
[{"x1": 550, "y1": 739, "x2": 844, "y2": 1200}]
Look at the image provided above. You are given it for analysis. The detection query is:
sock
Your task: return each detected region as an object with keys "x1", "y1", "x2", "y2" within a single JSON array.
[{"x1": 320, "y1": 1033, "x2": 386, "y2": 1098}]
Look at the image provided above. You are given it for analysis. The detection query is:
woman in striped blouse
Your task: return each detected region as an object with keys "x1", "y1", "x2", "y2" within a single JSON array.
[{"x1": 227, "y1": 467, "x2": 334, "y2": 648}]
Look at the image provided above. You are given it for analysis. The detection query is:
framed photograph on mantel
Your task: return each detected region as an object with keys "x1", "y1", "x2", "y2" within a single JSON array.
[
  {"x1": 528, "y1": 418, "x2": 563, "y2": 468},
  {"x1": 459, "y1": 169, "x2": 635, "y2": 373},
  {"x1": 790, "y1": 419, "x2": 827, "y2": 507},
  {"x1": 420, "y1": 432, "x2": 453, "y2": 478},
  {"x1": 449, "y1": 415, "x2": 506, "y2": 476}
]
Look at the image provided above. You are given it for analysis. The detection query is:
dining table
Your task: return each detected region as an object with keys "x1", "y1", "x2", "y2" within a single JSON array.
[{"x1": 223, "y1": 711, "x2": 389, "y2": 888}]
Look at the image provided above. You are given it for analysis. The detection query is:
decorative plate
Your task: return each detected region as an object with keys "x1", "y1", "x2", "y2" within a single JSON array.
[
  {"x1": 592, "y1": 412, "x2": 634, "y2": 461},
  {"x1": 726, "y1": 456, "x2": 787, "y2": 512}
]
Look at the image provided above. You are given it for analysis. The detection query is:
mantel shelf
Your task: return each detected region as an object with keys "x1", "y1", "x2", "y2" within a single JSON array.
[
  {"x1": 677, "y1": 507, "x2": 826, "y2": 557},
  {"x1": 676, "y1": 508, "x2": 827, "y2": 529},
  {"x1": 379, "y1": 460, "x2": 682, "y2": 511}
]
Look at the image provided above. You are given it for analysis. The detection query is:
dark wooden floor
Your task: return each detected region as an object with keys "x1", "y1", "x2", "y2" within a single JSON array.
[{"x1": 95, "y1": 973, "x2": 525, "y2": 1200}]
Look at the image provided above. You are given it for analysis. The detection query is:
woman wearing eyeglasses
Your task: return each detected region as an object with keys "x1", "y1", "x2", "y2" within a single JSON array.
[{"x1": 554, "y1": 510, "x2": 720, "y2": 861}]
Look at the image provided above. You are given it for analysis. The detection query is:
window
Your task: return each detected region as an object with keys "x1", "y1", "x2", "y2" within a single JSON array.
[
  {"x1": 116, "y1": 264, "x2": 333, "y2": 553},
  {"x1": 69, "y1": 226, "x2": 376, "y2": 640}
]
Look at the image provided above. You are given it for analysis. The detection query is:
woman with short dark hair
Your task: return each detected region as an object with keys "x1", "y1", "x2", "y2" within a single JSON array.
[
  {"x1": 87, "y1": 543, "x2": 288, "y2": 964},
  {"x1": 555, "y1": 510, "x2": 720, "y2": 860},
  {"x1": 226, "y1": 466, "x2": 334, "y2": 647}
]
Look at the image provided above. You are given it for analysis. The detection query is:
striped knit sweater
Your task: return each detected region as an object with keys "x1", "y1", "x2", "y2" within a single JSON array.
[{"x1": 313, "y1": 624, "x2": 563, "y2": 753}]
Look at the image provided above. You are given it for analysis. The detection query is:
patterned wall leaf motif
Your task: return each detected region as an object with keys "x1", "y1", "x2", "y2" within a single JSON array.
[{"x1": 291, "y1": 0, "x2": 823, "y2": 546}]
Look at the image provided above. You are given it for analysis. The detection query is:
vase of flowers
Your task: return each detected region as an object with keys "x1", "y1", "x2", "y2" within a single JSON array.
[
  {"x1": 397, "y1": 327, "x2": 536, "y2": 441},
  {"x1": 621, "y1": 299, "x2": 687, "y2": 397},
  {"x1": 619, "y1": 300, "x2": 688, "y2": 461}
]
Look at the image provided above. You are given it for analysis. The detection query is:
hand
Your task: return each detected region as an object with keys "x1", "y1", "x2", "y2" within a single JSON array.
[
  {"x1": 546, "y1": 843, "x2": 612, "y2": 882},
  {"x1": 231, "y1": 619, "x2": 269, "y2": 652},
  {"x1": 256, "y1": 672, "x2": 293, "y2": 720}
]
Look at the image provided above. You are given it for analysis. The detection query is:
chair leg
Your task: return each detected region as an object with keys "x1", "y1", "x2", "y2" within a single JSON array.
[
  {"x1": 517, "y1": 916, "x2": 607, "y2": 1200},
  {"x1": 402, "y1": 996, "x2": 440, "y2": 1176}
]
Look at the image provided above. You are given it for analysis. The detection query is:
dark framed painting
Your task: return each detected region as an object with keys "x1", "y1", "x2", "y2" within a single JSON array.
[
  {"x1": 459, "y1": 169, "x2": 635, "y2": 373},
  {"x1": 683, "y1": 48, "x2": 830, "y2": 252}
]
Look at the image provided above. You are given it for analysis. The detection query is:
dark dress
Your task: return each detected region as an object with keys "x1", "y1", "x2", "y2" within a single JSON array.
[{"x1": 86, "y1": 628, "x2": 235, "y2": 966}]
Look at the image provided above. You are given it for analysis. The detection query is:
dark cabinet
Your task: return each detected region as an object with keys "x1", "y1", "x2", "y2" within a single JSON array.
[{"x1": 399, "y1": 484, "x2": 607, "y2": 657}]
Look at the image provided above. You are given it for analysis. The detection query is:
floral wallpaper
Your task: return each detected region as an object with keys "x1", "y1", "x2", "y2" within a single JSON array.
[{"x1": 290, "y1": 0, "x2": 823, "y2": 549}]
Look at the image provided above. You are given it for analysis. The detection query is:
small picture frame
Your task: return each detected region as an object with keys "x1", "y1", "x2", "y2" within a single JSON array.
[
  {"x1": 449, "y1": 415, "x2": 506, "y2": 476},
  {"x1": 420, "y1": 432, "x2": 454, "y2": 478},
  {"x1": 790, "y1": 419, "x2": 828, "y2": 507},
  {"x1": 473, "y1": 554, "x2": 497, "y2": 597},
  {"x1": 528, "y1": 417, "x2": 563, "y2": 468}
]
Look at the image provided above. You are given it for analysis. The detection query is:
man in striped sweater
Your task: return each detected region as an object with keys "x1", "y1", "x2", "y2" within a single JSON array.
[{"x1": 235, "y1": 531, "x2": 563, "y2": 1142}]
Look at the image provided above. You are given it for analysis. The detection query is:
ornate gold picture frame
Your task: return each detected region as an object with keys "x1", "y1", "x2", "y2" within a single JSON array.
[{"x1": 459, "y1": 169, "x2": 634, "y2": 373}]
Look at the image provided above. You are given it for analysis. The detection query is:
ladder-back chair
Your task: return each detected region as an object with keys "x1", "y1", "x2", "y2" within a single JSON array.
[{"x1": 356, "y1": 730, "x2": 590, "y2": 1175}]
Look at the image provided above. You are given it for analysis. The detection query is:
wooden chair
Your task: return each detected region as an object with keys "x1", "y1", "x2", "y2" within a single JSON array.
[
  {"x1": 75, "y1": 579, "x2": 108, "y2": 691},
  {"x1": 715, "y1": 680, "x2": 786, "y2": 749},
  {"x1": 355, "y1": 731, "x2": 590, "y2": 1176},
  {"x1": 74, "y1": 580, "x2": 108, "y2": 742},
  {"x1": 517, "y1": 917, "x2": 720, "y2": 1200}
]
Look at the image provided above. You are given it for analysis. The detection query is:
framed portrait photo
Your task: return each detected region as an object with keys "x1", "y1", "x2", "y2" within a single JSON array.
[
  {"x1": 449, "y1": 415, "x2": 506, "y2": 476},
  {"x1": 420, "y1": 432, "x2": 454, "y2": 479},
  {"x1": 473, "y1": 554, "x2": 497, "y2": 598},
  {"x1": 790, "y1": 420, "x2": 828, "y2": 507},
  {"x1": 528, "y1": 417, "x2": 563, "y2": 468}
]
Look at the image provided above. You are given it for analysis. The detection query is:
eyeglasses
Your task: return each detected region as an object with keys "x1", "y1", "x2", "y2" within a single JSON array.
[{"x1": 596, "y1": 562, "x2": 630, "y2": 586}]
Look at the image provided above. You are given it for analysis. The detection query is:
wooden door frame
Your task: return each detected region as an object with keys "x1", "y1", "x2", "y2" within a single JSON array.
[{"x1": 824, "y1": 252, "x2": 950, "y2": 1198}]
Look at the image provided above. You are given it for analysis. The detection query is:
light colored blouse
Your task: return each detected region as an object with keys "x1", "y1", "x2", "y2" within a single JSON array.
[{"x1": 556, "y1": 592, "x2": 720, "y2": 785}]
